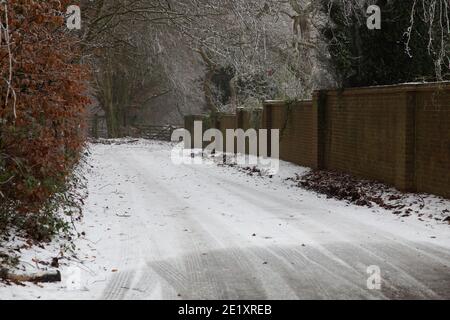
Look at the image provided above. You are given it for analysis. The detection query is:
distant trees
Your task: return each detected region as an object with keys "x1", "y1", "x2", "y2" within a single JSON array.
[
  {"x1": 319, "y1": 0, "x2": 450, "y2": 87},
  {"x1": 80, "y1": 0, "x2": 450, "y2": 136},
  {"x1": 90, "y1": 22, "x2": 161, "y2": 138},
  {"x1": 79, "y1": 0, "x2": 331, "y2": 133},
  {"x1": 165, "y1": 0, "x2": 329, "y2": 112},
  {"x1": 80, "y1": 0, "x2": 197, "y2": 137}
]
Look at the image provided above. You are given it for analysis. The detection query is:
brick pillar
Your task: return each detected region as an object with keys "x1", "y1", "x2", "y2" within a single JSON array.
[
  {"x1": 265, "y1": 104, "x2": 273, "y2": 157},
  {"x1": 184, "y1": 115, "x2": 193, "y2": 149},
  {"x1": 315, "y1": 91, "x2": 327, "y2": 170},
  {"x1": 237, "y1": 109, "x2": 244, "y2": 129},
  {"x1": 404, "y1": 91, "x2": 417, "y2": 192},
  {"x1": 184, "y1": 115, "x2": 206, "y2": 149}
]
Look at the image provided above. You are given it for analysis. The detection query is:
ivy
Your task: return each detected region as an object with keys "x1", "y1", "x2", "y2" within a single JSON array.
[
  {"x1": 249, "y1": 108, "x2": 263, "y2": 130},
  {"x1": 280, "y1": 99, "x2": 298, "y2": 140}
]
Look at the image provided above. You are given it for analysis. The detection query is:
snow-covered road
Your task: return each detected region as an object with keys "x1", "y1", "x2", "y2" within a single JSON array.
[{"x1": 4, "y1": 140, "x2": 450, "y2": 299}]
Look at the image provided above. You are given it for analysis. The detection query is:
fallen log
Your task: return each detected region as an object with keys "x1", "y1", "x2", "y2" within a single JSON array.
[{"x1": 1, "y1": 269, "x2": 61, "y2": 284}]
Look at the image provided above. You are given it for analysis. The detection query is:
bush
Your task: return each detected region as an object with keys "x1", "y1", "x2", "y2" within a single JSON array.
[
  {"x1": 0, "y1": 1, "x2": 89, "y2": 241},
  {"x1": 320, "y1": 0, "x2": 450, "y2": 87}
]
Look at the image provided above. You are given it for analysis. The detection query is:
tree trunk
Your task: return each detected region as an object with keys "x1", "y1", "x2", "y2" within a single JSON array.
[
  {"x1": 103, "y1": 54, "x2": 119, "y2": 138},
  {"x1": 204, "y1": 69, "x2": 217, "y2": 113},
  {"x1": 229, "y1": 76, "x2": 238, "y2": 113},
  {"x1": 197, "y1": 47, "x2": 219, "y2": 113}
]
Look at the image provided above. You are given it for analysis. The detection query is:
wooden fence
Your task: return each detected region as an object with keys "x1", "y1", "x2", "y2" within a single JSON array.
[
  {"x1": 135, "y1": 125, "x2": 179, "y2": 141},
  {"x1": 90, "y1": 114, "x2": 180, "y2": 141}
]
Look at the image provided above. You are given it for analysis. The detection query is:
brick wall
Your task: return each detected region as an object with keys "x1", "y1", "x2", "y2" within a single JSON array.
[
  {"x1": 318, "y1": 89, "x2": 412, "y2": 190},
  {"x1": 236, "y1": 108, "x2": 263, "y2": 155},
  {"x1": 414, "y1": 87, "x2": 450, "y2": 198},
  {"x1": 216, "y1": 114, "x2": 237, "y2": 135},
  {"x1": 184, "y1": 115, "x2": 206, "y2": 149},
  {"x1": 216, "y1": 114, "x2": 236, "y2": 152},
  {"x1": 184, "y1": 113, "x2": 237, "y2": 150},
  {"x1": 316, "y1": 84, "x2": 450, "y2": 198},
  {"x1": 264, "y1": 83, "x2": 450, "y2": 199},
  {"x1": 185, "y1": 82, "x2": 450, "y2": 199},
  {"x1": 263, "y1": 101, "x2": 318, "y2": 168}
]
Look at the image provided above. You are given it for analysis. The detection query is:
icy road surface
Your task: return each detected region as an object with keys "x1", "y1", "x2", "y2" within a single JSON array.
[{"x1": 3, "y1": 140, "x2": 450, "y2": 299}]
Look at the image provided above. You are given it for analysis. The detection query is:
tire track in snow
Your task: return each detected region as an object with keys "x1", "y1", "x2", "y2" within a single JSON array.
[
  {"x1": 217, "y1": 179, "x2": 446, "y2": 298},
  {"x1": 176, "y1": 158, "x2": 450, "y2": 299},
  {"x1": 98, "y1": 153, "x2": 138, "y2": 300},
  {"x1": 91, "y1": 142, "x2": 450, "y2": 299},
  {"x1": 127, "y1": 152, "x2": 269, "y2": 299},
  {"x1": 135, "y1": 151, "x2": 342, "y2": 298}
]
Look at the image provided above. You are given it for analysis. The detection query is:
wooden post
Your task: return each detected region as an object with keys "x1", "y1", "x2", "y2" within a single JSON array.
[{"x1": 316, "y1": 90, "x2": 327, "y2": 170}]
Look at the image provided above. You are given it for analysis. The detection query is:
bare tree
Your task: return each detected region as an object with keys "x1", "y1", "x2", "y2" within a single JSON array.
[{"x1": 79, "y1": 0, "x2": 449, "y2": 137}]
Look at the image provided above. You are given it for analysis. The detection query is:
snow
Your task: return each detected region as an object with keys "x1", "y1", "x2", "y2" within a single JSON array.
[{"x1": 1, "y1": 139, "x2": 449, "y2": 300}]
